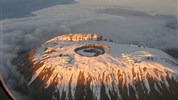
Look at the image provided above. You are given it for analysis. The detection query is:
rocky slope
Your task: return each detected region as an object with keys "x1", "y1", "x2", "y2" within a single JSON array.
[{"x1": 12, "y1": 33, "x2": 178, "y2": 100}]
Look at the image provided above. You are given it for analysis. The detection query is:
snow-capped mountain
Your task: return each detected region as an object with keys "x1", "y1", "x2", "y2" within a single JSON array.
[{"x1": 13, "y1": 33, "x2": 178, "y2": 100}]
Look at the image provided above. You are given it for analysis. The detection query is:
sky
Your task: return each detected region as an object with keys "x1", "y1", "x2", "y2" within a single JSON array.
[
  {"x1": 0, "y1": 0, "x2": 178, "y2": 99},
  {"x1": 1, "y1": 0, "x2": 76, "y2": 20}
]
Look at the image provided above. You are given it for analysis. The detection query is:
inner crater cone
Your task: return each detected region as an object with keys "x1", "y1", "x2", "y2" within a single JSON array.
[
  {"x1": 12, "y1": 33, "x2": 178, "y2": 100},
  {"x1": 74, "y1": 46, "x2": 105, "y2": 57},
  {"x1": 74, "y1": 44, "x2": 110, "y2": 57}
]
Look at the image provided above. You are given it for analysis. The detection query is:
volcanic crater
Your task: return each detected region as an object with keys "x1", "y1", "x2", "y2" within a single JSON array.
[{"x1": 12, "y1": 33, "x2": 178, "y2": 100}]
